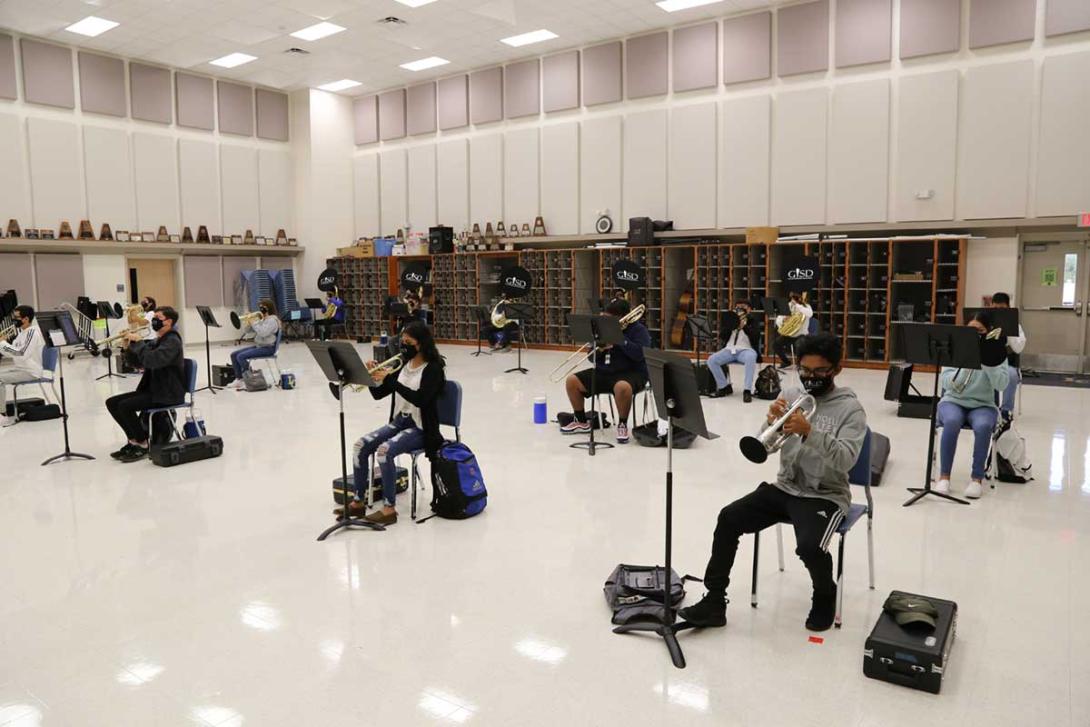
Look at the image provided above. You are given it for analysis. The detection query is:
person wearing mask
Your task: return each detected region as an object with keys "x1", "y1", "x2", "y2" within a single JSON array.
[
  {"x1": 773, "y1": 292, "x2": 813, "y2": 368},
  {"x1": 560, "y1": 298, "x2": 651, "y2": 444},
  {"x1": 338, "y1": 321, "x2": 447, "y2": 526},
  {"x1": 229, "y1": 298, "x2": 280, "y2": 389},
  {"x1": 989, "y1": 292, "x2": 1026, "y2": 420},
  {"x1": 935, "y1": 310, "x2": 1009, "y2": 499},
  {"x1": 0, "y1": 306, "x2": 44, "y2": 427},
  {"x1": 140, "y1": 296, "x2": 158, "y2": 341},
  {"x1": 315, "y1": 288, "x2": 345, "y2": 341},
  {"x1": 680, "y1": 334, "x2": 867, "y2": 632},
  {"x1": 104, "y1": 306, "x2": 185, "y2": 463},
  {"x1": 706, "y1": 300, "x2": 762, "y2": 402}
]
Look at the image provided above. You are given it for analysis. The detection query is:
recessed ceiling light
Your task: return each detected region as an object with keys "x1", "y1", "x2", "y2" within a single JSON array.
[
  {"x1": 655, "y1": 0, "x2": 725, "y2": 11},
  {"x1": 400, "y1": 56, "x2": 450, "y2": 71},
  {"x1": 500, "y1": 29, "x2": 558, "y2": 47},
  {"x1": 65, "y1": 16, "x2": 120, "y2": 37},
  {"x1": 394, "y1": 0, "x2": 439, "y2": 6},
  {"x1": 318, "y1": 79, "x2": 362, "y2": 92},
  {"x1": 210, "y1": 52, "x2": 257, "y2": 68},
  {"x1": 290, "y1": 22, "x2": 346, "y2": 41}
]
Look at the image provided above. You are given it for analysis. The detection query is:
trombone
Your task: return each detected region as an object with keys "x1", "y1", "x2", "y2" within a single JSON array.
[
  {"x1": 230, "y1": 310, "x2": 263, "y2": 329},
  {"x1": 738, "y1": 393, "x2": 817, "y2": 464},
  {"x1": 548, "y1": 304, "x2": 645, "y2": 382}
]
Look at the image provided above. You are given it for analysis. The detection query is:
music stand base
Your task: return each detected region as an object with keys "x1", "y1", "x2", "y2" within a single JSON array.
[
  {"x1": 42, "y1": 451, "x2": 95, "y2": 466},
  {"x1": 505, "y1": 366, "x2": 528, "y2": 374},
  {"x1": 570, "y1": 439, "x2": 613, "y2": 455},
  {"x1": 316, "y1": 516, "x2": 386, "y2": 541},
  {"x1": 195, "y1": 384, "x2": 223, "y2": 394},
  {"x1": 95, "y1": 372, "x2": 126, "y2": 381},
  {"x1": 904, "y1": 487, "x2": 970, "y2": 507},
  {"x1": 612, "y1": 621, "x2": 695, "y2": 669}
]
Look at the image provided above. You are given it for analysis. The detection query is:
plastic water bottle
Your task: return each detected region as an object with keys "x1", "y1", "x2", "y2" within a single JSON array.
[
  {"x1": 380, "y1": 329, "x2": 388, "y2": 346},
  {"x1": 533, "y1": 396, "x2": 547, "y2": 424}
]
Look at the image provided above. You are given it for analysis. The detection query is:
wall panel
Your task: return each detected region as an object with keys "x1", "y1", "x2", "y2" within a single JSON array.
[
  {"x1": 623, "y1": 109, "x2": 668, "y2": 226},
  {"x1": 778, "y1": 0, "x2": 830, "y2": 77},
  {"x1": 0, "y1": 113, "x2": 30, "y2": 226},
  {"x1": 895, "y1": 70, "x2": 958, "y2": 221},
  {"x1": 407, "y1": 83, "x2": 437, "y2": 136},
  {"x1": 771, "y1": 88, "x2": 828, "y2": 225},
  {"x1": 469, "y1": 134, "x2": 503, "y2": 225},
  {"x1": 1046, "y1": 0, "x2": 1090, "y2": 36},
  {"x1": 836, "y1": 0, "x2": 891, "y2": 68},
  {"x1": 1036, "y1": 52, "x2": 1090, "y2": 217},
  {"x1": 900, "y1": 0, "x2": 961, "y2": 59},
  {"x1": 540, "y1": 123, "x2": 579, "y2": 235},
  {"x1": 626, "y1": 32, "x2": 669, "y2": 99},
  {"x1": 132, "y1": 132, "x2": 179, "y2": 232},
  {"x1": 83, "y1": 125, "x2": 136, "y2": 230},
  {"x1": 218, "y1": 81, "x2": 254, "y2": 137},
  {"x1": 176, "y1": 73, "x2": 214, "y2": 130},
  {"x1": 470, "y1": 67, "x2": 503, "y2": 125},
  {"x1": 379, "y1": 89, "x2": 406, "y2": 141},
  {"x1": 183, "y1": 256, "x2": 224, "y2": 307},
  {"x1": 178, "y1": 137, "x2": 221, "y2": 234},
  {"x1": 436, "y1": 139, "x2": 469, "y2": 231},
  {"x1": 437, "y1": 75, "x2": 468, "y2": 130},
  {"x1": 408, "y1": 144, "x2": 437, "y2": 230},
  {"x1": 34, "y1": 254, "x2": 84, "y2": 308},
  {"x1": 673, "y1": 22, "x2": 718, "y2": 93},
  {"x1": 579, "y1": 115, "x2": 622, "y2": 234},
  {"x1": 353, "y1": 153, "x2": 380, "y2": 238},
  {"x1": 719, "y1": 95, "x2": 770, "y2": 227},
  {"x1": 256, "y1": 89, "x2": 289, "y2": 141},
  {"x1": 258, "y1": 148, "x2": 292, "y2": 235},
  {"x1": 0, "y1": 34, "x2": 15, "y2": 100},
  {"x1": 503, "y1": 127, "x2": 539, "y2": 225},
  {"x1": 0, "y1": 254, "x2": 33, "y2": 304},
  {"x1": 130, "y1": 63, "x2": 172, "y2": 124},
  {"x1": 583, "y1": 42, "x2": 622, "y2": 107},
  {"x1": 829, "y1": 79, "x2": 889, "y2": 224},
  {"x1": 380, "y1": 147, "x2": 408, "y2": 232},
  {"x1": 354, "y1": 95, "x2": 378, "y2": 145},
  {"x1": 27, "y1": 117, "x2": 83, "y2": 229},
  {"x1": 669, "y1": 102, "x2": 717, "y2": 229},
  {"x1": 723, "y1": 12, "x2": 771, "y2": 85},
  {"x1": 969, "y1": 0, "x2": 1036, "y2": 49},
  {"x1": 78, "y1": 51, "x2": 126, "y2": 117},
  {"x1": 504, "y1": 59, "x2": 540, "y2": 119},
  {"x1": 220, "y1": 144, "x2": 259, "y2": 233},
  {"x1": 543, "y1": 51, "x2": 579, "y2": 113},
  {"x1": 21, "y1": 39, "x2": 73, "y2": 109}
]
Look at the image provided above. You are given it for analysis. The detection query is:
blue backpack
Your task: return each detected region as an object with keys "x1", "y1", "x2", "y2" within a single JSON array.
[{"x1": 428, "y1": 441, "x2": 487, "y2": 519}]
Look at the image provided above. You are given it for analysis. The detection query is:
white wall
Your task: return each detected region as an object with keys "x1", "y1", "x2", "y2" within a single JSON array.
[{"x1": 966, "y1": 238, "x2": 1020, "y2": 308}]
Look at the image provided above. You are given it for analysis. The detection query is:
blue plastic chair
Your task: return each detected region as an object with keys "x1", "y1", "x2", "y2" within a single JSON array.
[
  {"x1": 807, "y1": 317, "x2": 819, "y2": 335},
  {"x1": 247, "y1": 329, "x2": 283, "y2": 385},
  {"x1": 750, "y1": 427, "x2": 875, "y2": 628},
  {"x1": 145, "y1": 358, "x2": 198, "y2": 444},
  {"x1": 12, "y1": 347, "x2": 60, "y2": 416},
  {"x1": 409, "y1": 380, "x2": 463, "y2": 520}
]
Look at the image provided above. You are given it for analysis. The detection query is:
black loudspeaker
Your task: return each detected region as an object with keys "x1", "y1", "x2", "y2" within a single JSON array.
[
  {"x1": 212, "y1": 365, "x2": 236, "y2": 387},
  {"x1": 628, "y1": 217, "x2": 654, "y2": 246},
  {"x1": 429, "y1": 226, "x2": 454, "y2": 254}
]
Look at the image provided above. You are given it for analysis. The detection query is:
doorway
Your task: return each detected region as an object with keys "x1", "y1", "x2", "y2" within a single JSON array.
[
  {"x1": 128, "y1": 258, "x2": 178, "y2": 309},
  {"x1": 1019, "y1": 234, "x2": 1090, "y2": 373}
]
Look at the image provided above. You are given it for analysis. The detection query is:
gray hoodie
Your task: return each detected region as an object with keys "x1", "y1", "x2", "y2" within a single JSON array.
[
  {"x1": 250, "y1": 315, "x2": 281, "y2": 346},
  {"x1": 766, "y1": 386, "x2": 867, "y2": 514}
]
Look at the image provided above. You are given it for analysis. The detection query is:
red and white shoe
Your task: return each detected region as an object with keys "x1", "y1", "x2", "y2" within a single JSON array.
[
  {"x1": 560, "y1": 419, "x2": 591, "y2": 434},
  {"x1": 616, "y1": 422, "x2": 630, "y2": 444}
]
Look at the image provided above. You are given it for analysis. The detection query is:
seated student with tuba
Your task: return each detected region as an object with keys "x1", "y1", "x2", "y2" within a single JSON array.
[
  {"x1": 483, "y1": 294, "x2": 519, "y2": 352},
  {"x1": 773, "y1": 292, "x2": 813, "y2": 368},
  {"x1": 707, "y1": 300, "x2": 762, "y2": 402},
  {"x1": 680, "y1": 334, "x2": 867, "y2": 632},
  {"x1": 339, "y1": 321, "x2": 446, "y2": 526},
  {"x1": 229, "y1": 298, "x2": 281, "y2": 389},
  {"x1": 934, "y1": 310, "x2": 1009, "y2": 500},
  {"x1": 560, "y1": 298, "x2": 651, "y2": 444},
  {"x1": 314, "y1": 288, "x2": 345, "y2": 341},
  {"x1": 0, "y1": 306, "x2": 44, "y2": 428}
]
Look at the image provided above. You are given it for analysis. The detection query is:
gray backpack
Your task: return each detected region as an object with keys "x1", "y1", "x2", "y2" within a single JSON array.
[{"x1": 603, "y1": 564, "x2": 692, "y2": 625}]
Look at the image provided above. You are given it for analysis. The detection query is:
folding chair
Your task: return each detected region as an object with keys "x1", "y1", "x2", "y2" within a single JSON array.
[
  {"x1": 12, "y1": 347, "x2": 60, "y2": 417},
  {"x1": 145, "y1": 359, "x2": 198, "y2": 444},
  {"x1": 407, "y1": 380, "x2": 462, "y2": 520},
  {"x1": 247, "y1": 330, "x2": 283, "y2": 385}
]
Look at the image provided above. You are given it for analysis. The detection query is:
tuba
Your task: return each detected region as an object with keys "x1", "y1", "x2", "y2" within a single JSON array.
[
  {"x1": 739, "y1": 393, "x2": 817, "y2": 463},
  {"x1": 491, "y1": 298, "x2": 508, "y2": 328},
  {"x1": 777, "y1": 294, "x2": 808, "y2": 338}
]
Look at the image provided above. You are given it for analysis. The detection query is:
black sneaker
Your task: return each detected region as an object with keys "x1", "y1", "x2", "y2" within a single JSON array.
[
  {"x1": 743, "y1": 390, "x2": 753, "y2": 403},
  {"x1": 709, "y1": 384, "x2": 733, "y2": 399},
  {"x1": 118, "y1": 445, "x2": 149, "y2": 463},
  {"x1": 678, "y1": 594, "x2": 727, "y2": 628},
  {"x1": 805, "y1": 586, "x2": 837, "y2": 631},
  {"x1": 110, "y1": 444, "x2": 136, "y2": 460}
]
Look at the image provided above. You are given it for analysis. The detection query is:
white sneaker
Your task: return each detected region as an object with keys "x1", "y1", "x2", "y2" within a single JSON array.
[
  {"x1": 0, "y1": 415, "x2": 16, "y2": 427},
  {"x1": 965, "y1": 480, "x2": 983, "y2": 499},
  {"x1": 934, "y1": 479, "x2": 950, "y2": 494}
]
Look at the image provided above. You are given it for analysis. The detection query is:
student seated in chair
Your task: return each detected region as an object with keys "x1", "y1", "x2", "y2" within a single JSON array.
[
  {"x1": 230, "y1": 298, "x2": 280, "y2": 390},
  {"x1": 935, "y1": 310, "x2": 1009, "y2": 500},
  {"x1": 560, "y1": 298, "x2": 651, "y2": 445},
  {"x1": 707, "y1": 300, "x2": 761, "y2": 402},
  {"x1": 680, "y1": 334, "x2": 867, "y2": 632},
  {"x1": 0, "y1": 306, "x2": 44, "y2": 427},
  {"x1": 989, "y1": 291, "x2": 1026, "y2": 421}
]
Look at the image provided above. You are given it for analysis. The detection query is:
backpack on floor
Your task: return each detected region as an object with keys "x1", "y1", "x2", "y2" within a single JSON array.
[
  {"x1": 428, "y1": 441, "x2": 487, "y2": 519},
  {"x1": 633, "y1": 419, "x2": 697, "y2": 449},
  {"x1": 754, "y1": 365, "x2": 782, "y2": 401},
  {"x1": 993, "y1": 420, "x2": 1033, "y2": 483},
  {"x1": 242, "y1": 369, "x2": 269, "y2": 392},
  {"x1": 603, "y1": 564, "x2": 693, "y2": 626}
]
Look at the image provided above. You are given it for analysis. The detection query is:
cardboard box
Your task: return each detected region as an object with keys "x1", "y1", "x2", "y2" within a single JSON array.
[
  {"x1": 338, "y1": 241, "x2": 374, "y2": 258},
  {"x1": 745, "y1": 226, "x2": 779, "y2": 246}
]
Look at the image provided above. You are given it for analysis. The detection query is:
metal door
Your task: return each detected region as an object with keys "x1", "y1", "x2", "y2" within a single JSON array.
[{"x1": 1019, "y1": 238, "x2": 1088, "y2": 373}]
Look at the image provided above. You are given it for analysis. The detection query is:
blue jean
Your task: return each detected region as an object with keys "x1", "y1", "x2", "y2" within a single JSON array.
[
  {"x1": 352, "y1": 414, "x2": 425, "y2": 507},
  {"x1": 707, "y1": 348, "x2": 758, "y2": 391},
  {"x1": 1000, "y1": 365, "x2": 1020, "y2": 415},
  {"x1": 230, "y1": 345, "x2": 276, "y2": 378},
  {"x1": 938, "y1": 401, "x2": 997, "y2": 480}
]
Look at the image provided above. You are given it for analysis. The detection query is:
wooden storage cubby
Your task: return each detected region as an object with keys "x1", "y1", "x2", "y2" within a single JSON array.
[{"x1": 327, "y1": 236, "x2": 965, "y2": 370}]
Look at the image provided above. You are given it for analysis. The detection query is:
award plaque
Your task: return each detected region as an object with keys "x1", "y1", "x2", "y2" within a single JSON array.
[
  {"x1": 212, "y1": 235, "x2": 224, "y2": 245},
  {"x1": 288, "y1": 238, "x2": 297, "y2": 246},
  {"x1": 230, "y1": 234, "x2": 243, "y2": 245},
  {"x1": 42, "y1": 229, "x2": 56, "y2": 240},
  {"x1": 58, "y1": 221, "x2": 73, "y2": 239},
  {"x1": 169, "y1": 234, "x2": 181, "y2": 243},
  {"x1": 533, "y1": 216, "x2": 546, "y2": 237},
  {"x1": 99, "y1": 223, "x2": 113, "y2": 241},
  {"x1": 182, "y1": 226, "x2": 193, "y2": 243},
  {"x1": 244, "y1": 229, "x2": 255, "y2": 245},
  {"x1": 157, "y1": 226, "x2": 169, "y2": 242},
  {"x1": 25, "y1": 228, "x2": 39, "y2": 239},
  {"x1": 197, "y1": 225, "x2": 210, "y2": 243},
  {"x1": 115, "y1": 231, "x2": 129, "y2": 242},
  {"x1": 129, "y1": 233, "x2": 142, "y2": 242},
  {"x1": 6, "y1": 219, "x2": 21, "y2": 238}
]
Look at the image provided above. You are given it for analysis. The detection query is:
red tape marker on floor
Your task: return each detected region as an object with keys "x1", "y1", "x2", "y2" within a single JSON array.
[{"x1": 808, "y1": 636, "x2": 824, "y2": 644}]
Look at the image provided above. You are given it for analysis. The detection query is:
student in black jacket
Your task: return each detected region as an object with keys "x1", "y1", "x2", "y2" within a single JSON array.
[
  {"x1": 560, "y1": 298, "x2": 651, "y2": 444},
  {"x1": 341, "y1": 320, "x2": 446, "y2": 526},
  {"x1": 105, "y1": 306, "x2": 186, "y2": 463}
]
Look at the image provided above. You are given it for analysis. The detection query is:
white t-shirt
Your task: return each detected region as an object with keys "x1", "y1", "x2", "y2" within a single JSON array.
[
  {"x1": 143, "y1": 310, "x2": 157, "y2": 340},
  {"x1": 725, "y1": 328, "x2": 752, "y2": 354},
  {"x1": 395, "y1": 360, "x2": 427, "y2": 428}
]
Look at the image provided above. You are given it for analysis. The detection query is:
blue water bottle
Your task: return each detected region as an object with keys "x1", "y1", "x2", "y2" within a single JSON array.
[{"x1": 533, "y1": 396, "x2": 547, "y2": 424}]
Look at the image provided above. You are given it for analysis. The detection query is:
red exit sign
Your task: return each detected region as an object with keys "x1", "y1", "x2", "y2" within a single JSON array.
[{"x1": 1079, "y1": 212, "x2": 1090, "y2": 228}]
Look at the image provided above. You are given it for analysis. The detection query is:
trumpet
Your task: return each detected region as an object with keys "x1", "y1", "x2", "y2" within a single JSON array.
[
  {"x1": 230, "y1": 310, "x2": 263, "y2": 329},
  {"x1": 739, "y1": 393, "x2": 817, "y2": 464},
  {"x1": 95, "y1": 321, "x2": 151, "y2": 351},
  {"x1": 0, "y1": 323, "x2": 15, "y2": 341},
  {"x1": 548, "y1": 305, "x2": 647, "y2": 382},
  {"x1": 343, "y1": 354, "x2": 405, "y2": 393}
]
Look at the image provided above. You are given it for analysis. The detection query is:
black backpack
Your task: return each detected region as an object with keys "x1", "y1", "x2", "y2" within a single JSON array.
[
  {"x1": 754, "y1": 365, "x2": 782, "y2": 400},
  {"x1": 604, "y1": 564, "x2": 693, "y2": 625}
]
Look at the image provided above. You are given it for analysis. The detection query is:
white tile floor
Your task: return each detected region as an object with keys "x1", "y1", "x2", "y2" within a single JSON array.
[{"x1": 1, "y1": 342, "x2": 1088, "y2": 726}]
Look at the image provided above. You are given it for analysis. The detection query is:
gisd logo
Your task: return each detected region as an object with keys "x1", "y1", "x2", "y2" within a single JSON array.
[
  {"x1": 787, "y1": 267, "x2": 815, "y2": 281},
  {"x1": 504, "y1": 276, "x2": 527, "y2": 289},
  {"x1": 404, "y1": 271, "x2": 424, "y2": 284}
]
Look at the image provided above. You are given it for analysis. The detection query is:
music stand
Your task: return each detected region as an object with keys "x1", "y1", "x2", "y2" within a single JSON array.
[
  {"x1": 307, "y1": 340, "x2": 386, "y2": 540},
  {"x1": 686, "y1": 315, "x2": 716, "y2": 366},
  {"x1": 471, "y1": 305, "x2": 492, "y2": 357},
  {"x1": 36, "y1": 311, "x2": 94, "y2": 466},
  {"x1": 613, "y1": 349, "x2": 717, "y2": 669},
  {"x1": 901, "y1": 323, "x2": 982, "y2": 508},
  {"x1": 195, "y1": 306, "x2": 222, "y2": 395},
  {"x1": 762, "y1": 297, "x2": 790, "y2": 318},
  {"x1": 504, "y1": 302, "x2": 533, "y2": 375},
  {"x1": 963, "y1": 308, "x2": 1020, "y2": 338},
  {"x1": 94, "y1": 301, "x2": 125, "y2": 381},
  {"x1": 567, "y1": 314, "x2": 625, "y2": 456}
]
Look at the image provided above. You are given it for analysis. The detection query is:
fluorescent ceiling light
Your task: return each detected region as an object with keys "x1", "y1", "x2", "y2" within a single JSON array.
[
  {"x1": 318, "y1": 79, "x2": 362, "y2": 92},
  {"x1": 394, "y1": 0, "x2": 440, "y2": 6},
  {"x1": 210, "y1": 52, "x2": 257, "y2": 68},
  {"x1": 400, "y1": 56, "x2": 449, "y2": 71},
  {"x1": 65, "y1": 16, "x2": 120, "y2": 37},
  {"x1": 500, "y1": 29, "x2": 557, "y2": 47},
  {"x1": 656, "y1": 0, "x2": 725, "y2": 11},
  {"x1": 290, "y1": 22, "x2": 346, "y2": 41}
]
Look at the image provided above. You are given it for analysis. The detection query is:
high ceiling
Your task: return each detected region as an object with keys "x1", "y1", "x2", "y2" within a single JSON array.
[{"x1": 0, "y1": 0, "x2": 781, "y2": 93}]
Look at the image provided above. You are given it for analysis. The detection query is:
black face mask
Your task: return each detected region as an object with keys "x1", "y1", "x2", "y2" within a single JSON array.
[
  {"x1": 259, "y1": 306, "x2": 268, "y2": 314},
  {"x1": 12, "y1": 317, "x2": 22, "y2": 327},
  {"x1": 141, "y1": 301, "x2": 151, "y2": 312},
  {"x1": 151, "y1": 318, "x2": 165, "y2": 332},
  {"x1": 800, "y1": 374, "x2": 833, "y2": 398}
]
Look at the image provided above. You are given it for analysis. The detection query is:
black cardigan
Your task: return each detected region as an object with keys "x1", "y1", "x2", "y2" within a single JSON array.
[
  {"x1": 720, "y1": 315, "x2": 764, "y2": 364},
  {"x1": 126, "y1": 330, "x2": 186, "y2": 404},
  {"x1": 370, "y1": 360, "x2": 447, "y2": 459}
]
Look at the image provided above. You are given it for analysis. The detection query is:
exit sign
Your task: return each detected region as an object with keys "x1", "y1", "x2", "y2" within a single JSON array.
[{"x1": 1079, "y1": 212, "x2": 1090, "y2": 228}]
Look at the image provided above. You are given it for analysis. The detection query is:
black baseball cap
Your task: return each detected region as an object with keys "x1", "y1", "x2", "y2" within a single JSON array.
[{"x1": 883, "y1": 593, "x2": 939, "y2": 630}]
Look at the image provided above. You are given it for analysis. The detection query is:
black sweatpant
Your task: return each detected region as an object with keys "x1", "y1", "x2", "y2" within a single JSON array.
[
  {"x1": 702, "y1": 482, "x2": 843, "y2": 598},
  {"x1": 314, "y1": 319, "x2": 339, "y2": 341},
  {"x1": 105, "y1": 391, "x2": 173, "y2": 442},
  {"x1": 773, "y1": 334, "x2": 802, "y2": 367}
]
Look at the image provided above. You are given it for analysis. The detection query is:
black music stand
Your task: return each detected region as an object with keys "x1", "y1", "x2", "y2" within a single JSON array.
[
  {"x1": 613, "y1": 349, "x2": 717, "y2": 669},
  {"x1": 94, "y1": 301, "x2": 125, "y2": 381},
  {"x1": 901, "y1": 323, "x2": 982, "y2": 507},
  {"x1": 963, "y1": 308, "x2": 1020, "y2": 337},
  {"x1": 308, "y1": 340, "x2": 386, "y2": 540},
  {"x1": 568, "y1": 314, "x2": 624, "y2": 456},
  {"x1": 36, "y1": 311, "x2": 94, "y2": 466},
  {"x1": 504, "y1": 302, "x2": 533, "y2": 375},
  {"x1": 471, "y1": 305, "x2": 492, "y2": 357},
  {"x1": 195, "y1": 306, "x2": 223, "y2": 395},
  {"x1": 686, "y1": 315, "x2": 715, "y2": 367}
]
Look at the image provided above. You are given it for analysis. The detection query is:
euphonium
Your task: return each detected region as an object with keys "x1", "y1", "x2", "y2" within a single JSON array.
[
  {"x1": 230, "y1": 310, "x2": 263, "y2": 329},
  {"x1": 738, "y1": 393, "x2": 817, "y2": 464},
  {"x1": 491, "y1": 298, "x2": 509, "y2": 328},
  {"x1": 777, "y1": 295, "x2": 808, "y2": 338}
]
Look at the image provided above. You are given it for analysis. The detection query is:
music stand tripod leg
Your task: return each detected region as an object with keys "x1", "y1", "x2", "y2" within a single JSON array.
[{"x1": 42, "y1": 353, "x2": 95, "y2": 465}]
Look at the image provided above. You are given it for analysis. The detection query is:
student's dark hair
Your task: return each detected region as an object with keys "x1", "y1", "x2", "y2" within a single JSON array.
[
  {"x1": 605, "y1": 298, "x2": 631, "y2": 317},
  {"x1": 155, "y1": 306, "x2": 179, "y2": 325},
  {"x1": 795, "y1": 333, "x2": 842, "y2": 367},
  {"x1": 991, "y1": 291, "x2": 1011, "y2": 306},
  {"x1": 143, "y1": 296, "x2": 157, "y2": 309},
  {"x1": 14, "y1": 305, "x2": 34, "y2": 322},
  {"x1": 971, "y1": 309, "x2": 996, "y2": 329},
  {"x1": 259, "y1": 297, "x2": 277, "y2": 315},
  {"x1": 401, "y1": 320, "x2": 444, "y2": 367}
]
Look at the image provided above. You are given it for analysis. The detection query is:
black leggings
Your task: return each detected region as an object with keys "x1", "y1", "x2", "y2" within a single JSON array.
[
  {"x1": 105, "y1": 391, "x2": 175, "y2": 443},
  {"x1": 701, "y1": 483, "x2": 842, "y2": 597},
  {"x1": 314, "y1": 319, "x2": 339, "y2": 340},
  {"x1": 774, "y1": 334, "x2": 803, "y2": 367}
]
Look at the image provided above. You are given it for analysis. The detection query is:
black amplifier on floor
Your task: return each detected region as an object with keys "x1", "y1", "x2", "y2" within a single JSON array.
[
  {"x1": 864, "y1": 591, "x2": 957, "y2": 694},
  {"x1": 116, "y1": 353, "x2": 138, "y2": 374},
  {"x1": 332, "y1": 467, "x2": 410, "y2": 505},
  {"x1": 212, "y1": 365, "x2": 236, "y2": 387},
  {"x1": 5, "y1": 398, "x2": 44, "y2": 417},
  {"x1": 884, "y1": 363, "x2": 934, "y2": 419},
  {"x1": 429, "y1": 225, "x2": 454, "y2": 254},
  {"x1": 151, "y1": 436, "x2": 224, "y2": 467}
]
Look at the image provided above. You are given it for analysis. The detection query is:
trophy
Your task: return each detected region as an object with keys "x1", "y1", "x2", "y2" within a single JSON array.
[
  {"x1": 509, "y1": 224, "x2": 520, "y2": 239},
  {"x1": 484, "y1": 222, "x2": 495, "y2": 245},
  {"x1": 276, "y1": 229, "x2": 287, "y2": 245},
  {"x1": 58, "y1": 221, "x2": 73, "y2": 239},
  {"x1": 244, "y1": 229, "x2": 254, "y2": 245},
  {"x1": 533, "y1": 216, "x2": 546, "y2": 237},
  {"x1": 496, "y1": 221, "x2": 506, "y2": 238},
  {"x1": 78, "y1": 220, "x2": 94, "y2": 240},
  {"x1": 157, "y1": 226, "x2": 169, "y2": 242},
  {"x1": 41, "y1": 229, "x2": 56, "y2": 240},
  {"x1": 212, "y1": 235, "x2": 223, "y2": 245},
  {"x1": 521, "y1": 223, "x2": 531, "y2": 237},
  {"x1": 99, "y1": 223, "x2": 113, "y2": 240},
  {"x1": 230, "y1": 234, "x2": 242, "y2": 245},
  {"x1": 182, "y1": 226, "x2": 193, "y2": 243},
  {"x1": 196, "y1": 225, "x2": 210, "y2": 243},
  {"x1": 6, "y1": 219, "x2": 21, "y2": 238}
]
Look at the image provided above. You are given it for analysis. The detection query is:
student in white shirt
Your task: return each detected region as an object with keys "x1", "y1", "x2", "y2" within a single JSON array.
[
  {"x1": 0, "y1": 306, "x2": 45, "y2": 426},
  {"x1": 990, "y1": 292, "x2": 1026, "y2": 418},
  {"x1": 707, "y1": 300, "x2": 762, "y2": 403},
  {"x1": 773, "y1": 292, "x2": 814, "y2": 368},
  {"x1": 140, "y1": 296, "x2": 159, "y2": 341}
]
